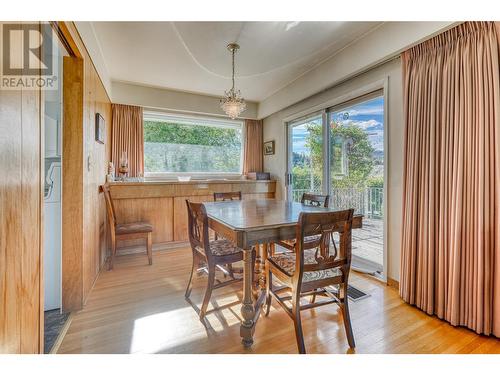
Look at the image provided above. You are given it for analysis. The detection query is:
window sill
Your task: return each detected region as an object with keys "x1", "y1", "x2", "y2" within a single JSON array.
[{"x1": 143, "y1": 173, "x2": 244, "y2": 182}]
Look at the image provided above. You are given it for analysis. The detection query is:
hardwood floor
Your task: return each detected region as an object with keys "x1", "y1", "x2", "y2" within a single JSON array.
[{"x1": 57, "y1": 247, "x2": 500, "y2": 354}]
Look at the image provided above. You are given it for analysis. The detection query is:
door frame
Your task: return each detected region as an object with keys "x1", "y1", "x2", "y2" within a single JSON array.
[
  {"x1": 282, "y1": 78, "x2": 389, "y2": 281},
  {"x1": 48, "y1": 22, "x2": 86, "y2": 313}
]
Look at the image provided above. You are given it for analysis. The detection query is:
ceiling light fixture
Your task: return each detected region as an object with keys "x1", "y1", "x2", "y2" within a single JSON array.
[{"x1": 220, "y1": 43, "x2": 246, "y2": 119}]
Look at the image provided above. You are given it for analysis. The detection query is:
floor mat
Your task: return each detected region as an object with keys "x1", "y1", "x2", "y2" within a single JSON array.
[
  {"x1": 347, "y1": 285, "x2": 370, "y2": 301},
  {"x1": 44, "y1": 309, "x2": 70, "y2": 353}
]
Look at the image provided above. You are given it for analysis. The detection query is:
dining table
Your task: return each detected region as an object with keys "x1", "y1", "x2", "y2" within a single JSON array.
[{"x1": 203, "y1": 199, "x2": 363, "y2": 348}]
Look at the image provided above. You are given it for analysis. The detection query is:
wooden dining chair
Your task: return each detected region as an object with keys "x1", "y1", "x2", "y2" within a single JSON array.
[
  {"x1": 185, "y1": 200, "x2": 255, "y2": 320},
  {"x1": 301, "y1": 192, "x2": 330, "y2": 208},
  {"x1": 212, "y1": 191, "x2": 243, "y2": 276},
  {"x1": 101, "y1": 185, "x2": 153, "y2": 270},
  {"x1": 213, "y1": 191, "x2": 242, "y2": 241},
  {"x1": 265, "y1": 209, "x2": 355, "y2": 354},
  {"x1": 275, "y1": 192, "x2": 330, "y2": 253}
]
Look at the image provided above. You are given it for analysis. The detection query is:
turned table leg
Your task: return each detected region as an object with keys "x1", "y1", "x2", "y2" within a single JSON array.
[
  {"x1": 240, "y1": 247, "x2": 255, "y2": 347},
  {"x1": 259, "y1": 243, "x2": 268, "y2": 289}
]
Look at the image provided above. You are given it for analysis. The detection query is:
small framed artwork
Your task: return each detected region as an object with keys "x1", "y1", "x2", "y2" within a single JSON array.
[
  {"x1": 95, "y1": 113, "x2": 105, "y2": 144},
  {"x1": 264, "y1": 140, "x2": 275, "y2": 156}
]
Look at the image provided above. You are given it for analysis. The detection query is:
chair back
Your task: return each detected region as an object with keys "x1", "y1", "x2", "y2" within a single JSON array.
[
  {"x1": 213, "y1": 191, "x2": 242, "y2": 201},
  {"x1": 185, "y1": 200, "x2": 212, "y2": 258},
  {"x1": 294, "y1": 209, "x2": 354, "y2": 281},
  {"x1": 101, "y1": 184, "x2": 117, "y2": 231},
  {"x1": 301, "y1": 193, "x2": 330, "y2": 208}
]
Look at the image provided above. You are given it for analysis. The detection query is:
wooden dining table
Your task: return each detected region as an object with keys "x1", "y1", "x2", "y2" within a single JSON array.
[{"x1": 203, "y1": 199, "x2": 363, "y2": 348}]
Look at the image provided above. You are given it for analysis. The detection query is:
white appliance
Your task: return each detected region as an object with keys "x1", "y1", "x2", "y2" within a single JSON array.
[
  {"x1": 44, "y1": 161, "x2": 62, "y2": 311},
  {"x1": 44, "y1": 115, "x2": 61, "y2": 157}
]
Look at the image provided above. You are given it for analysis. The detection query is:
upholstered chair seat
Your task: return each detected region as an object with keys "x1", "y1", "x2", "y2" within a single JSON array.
[
  {"x1": 268, "y1": 250, "x2": 342, "y2": 282},
  {"x1": 195, "y1": 239, "x2": 242, "y2": 257}
]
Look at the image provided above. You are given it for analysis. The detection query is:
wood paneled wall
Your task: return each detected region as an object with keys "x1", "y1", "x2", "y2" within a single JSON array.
[
  {"x1": 0, "y1": 22, "x2": 43, "y2": 354},
  {"x1": 0, "y1": 21, "x2": 111, "y2": 353},
  {"x1": 60, "y1": 23, "x2": 112, "y2": 310}
]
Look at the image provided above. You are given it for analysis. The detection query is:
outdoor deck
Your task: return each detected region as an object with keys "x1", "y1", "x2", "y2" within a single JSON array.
[{"x1": 352, "y1": 218, "x2": 383, "y2": 273}]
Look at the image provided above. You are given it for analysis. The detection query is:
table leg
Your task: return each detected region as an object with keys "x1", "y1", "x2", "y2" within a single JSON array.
[
  {"x1": 254, "y1": 245, "x2": 262, "y2": 289},
  {"x1": 240, "y1": 247, "x2": 255, "y2": 347},
  {"x1": 259, "y1": 244, "x2": 268, "y2": 289}
]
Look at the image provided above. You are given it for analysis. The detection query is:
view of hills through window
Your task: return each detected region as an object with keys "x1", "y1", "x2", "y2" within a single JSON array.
[
  {"x1": 330, "y1": 96, "x2": 384, "y2": 189},
  {"x1": 291, "y1": 96, "x2": 384, "y2": 191},
  {"x1": 143, "y1": 117, "x2": 242, "y2": 174}
]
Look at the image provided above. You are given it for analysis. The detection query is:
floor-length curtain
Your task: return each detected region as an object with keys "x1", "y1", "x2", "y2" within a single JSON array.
[
  {"x1": 243, "y1": 119, "x2": 263, "y2": 175},
  {"x1": 400, "y1": 22, "x2": 500, "y2": 337},
  {"x1": 111, "y1": 104, "x2": 144, "y2": 177}
]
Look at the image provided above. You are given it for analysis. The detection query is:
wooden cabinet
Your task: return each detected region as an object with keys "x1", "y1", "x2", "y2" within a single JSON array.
[{"x1": 108, "y1": 180, "x2": 276, "y2": 249}]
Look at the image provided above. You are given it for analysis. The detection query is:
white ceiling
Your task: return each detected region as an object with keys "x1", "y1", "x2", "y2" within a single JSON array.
[{"x1": 90, "y1": 22, "x2": 383, "y2": 102}]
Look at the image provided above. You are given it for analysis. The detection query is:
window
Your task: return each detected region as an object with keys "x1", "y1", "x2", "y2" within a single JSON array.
[{"x1": 143, "y1": 112, "x2": 243, "y2": 176}]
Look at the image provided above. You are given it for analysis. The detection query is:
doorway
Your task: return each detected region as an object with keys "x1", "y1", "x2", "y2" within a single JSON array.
[
  {"x1": 43, "y1": 23, "x2": 70, "y2": 354},
  {"x1": 286, "y1": 90, "x2": 385, "y2": 277}
]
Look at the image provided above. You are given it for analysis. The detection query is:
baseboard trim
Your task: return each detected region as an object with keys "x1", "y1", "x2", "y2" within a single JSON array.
[
  {"x1": 50, "y1": 312, "x2": 74, "y2": 354},
  {"x1": 387, "y1": 277, "x2": 399, "y2": 290}
]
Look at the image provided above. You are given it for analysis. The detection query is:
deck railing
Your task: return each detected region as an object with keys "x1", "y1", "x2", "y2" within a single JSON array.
[{"x1": 292, "y1": 187, "x2": 383, "y2": 219}]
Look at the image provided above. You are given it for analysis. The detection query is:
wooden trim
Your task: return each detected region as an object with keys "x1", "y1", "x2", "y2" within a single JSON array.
[
  {"x1": 56, "y1": 22, "x2": 112, "y2": 103},
  {"x1": 50, "y1": 21, "x2": 82, "y2": 58},
  {"x1": 38, "y1": 22, "x2": 45, "y2": 354},
  {"x1": 387, "y1": 277, "x2": 399, "y2": 290},
  {"x1": 50, "y1": 313, "x2": 74, "y2": 354},
  {"x1": 62, "y1": 55, "x2": 85, "y2": 311}
]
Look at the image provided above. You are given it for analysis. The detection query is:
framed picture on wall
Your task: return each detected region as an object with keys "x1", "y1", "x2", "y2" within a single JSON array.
[
  {"x1": 264, "y1": 140, "x2": 275, "y2": 155},
  {"x1": 95, "y1": 113, "x2": 105, "y2": 144}
]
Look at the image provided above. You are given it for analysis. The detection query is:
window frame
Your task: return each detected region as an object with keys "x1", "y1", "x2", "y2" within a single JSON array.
[{"x1": 143, "y1": 111, "x2": 245, "y2": 179}]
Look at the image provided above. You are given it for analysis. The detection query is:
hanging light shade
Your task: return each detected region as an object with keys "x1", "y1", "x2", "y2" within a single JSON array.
[{"x1": 220, "y1": 43, "x2": 246, "y2": 119}]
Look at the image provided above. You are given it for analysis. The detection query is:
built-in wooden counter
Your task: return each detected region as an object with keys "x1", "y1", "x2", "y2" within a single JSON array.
[{"x1": 108, "y1": 180, "x2": 276, "y2": 249}]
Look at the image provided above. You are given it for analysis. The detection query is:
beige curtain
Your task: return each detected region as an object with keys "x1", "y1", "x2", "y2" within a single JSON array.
[
  {"x1": 111, "y1": 104, "x2": 144, "y2": 177},
  {"x1": 243, "y1": 119, "x2": 263, "y2": 175},
  {"x1": 400, "y1": 22, "x2": 500, "y2": 337}
]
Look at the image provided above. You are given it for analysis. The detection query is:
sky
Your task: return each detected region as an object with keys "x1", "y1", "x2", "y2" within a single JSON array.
[{"x1": 292, "y1": 96, "x2": 384, "y2": 154}]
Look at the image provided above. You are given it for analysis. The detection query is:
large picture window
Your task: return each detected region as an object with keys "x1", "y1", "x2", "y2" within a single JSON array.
[{"x1": 143, "y1": 112, "x2": 243, "y2": 176}]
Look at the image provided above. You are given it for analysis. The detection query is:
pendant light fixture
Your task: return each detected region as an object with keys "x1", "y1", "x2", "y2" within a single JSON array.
[{"x1": 220, "y1": 43, "x2": 246, "y2": 119}]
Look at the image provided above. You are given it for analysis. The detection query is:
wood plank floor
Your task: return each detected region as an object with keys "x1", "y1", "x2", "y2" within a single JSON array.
[{"x1": 57, "y1": 247, "x2": 500, "y2": 354}]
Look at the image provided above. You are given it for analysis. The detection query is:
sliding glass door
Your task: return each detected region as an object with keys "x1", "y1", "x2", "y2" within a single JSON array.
[{"x1": 286, "y1": 92, "x2": 385, "y2": 276}]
